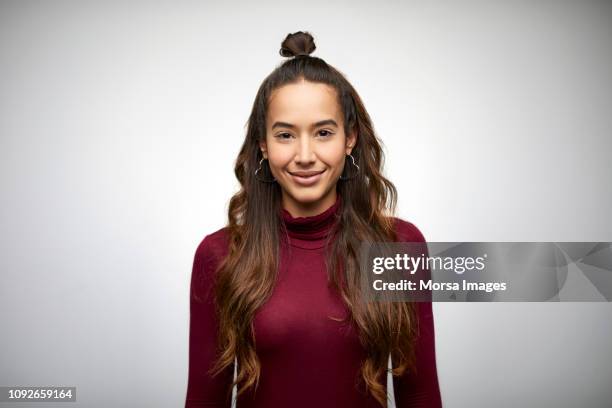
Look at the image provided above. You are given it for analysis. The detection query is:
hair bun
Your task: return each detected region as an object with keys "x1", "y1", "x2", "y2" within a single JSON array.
[{"x1": 279, "y1": 31, "x2": 316, "y2": 58}]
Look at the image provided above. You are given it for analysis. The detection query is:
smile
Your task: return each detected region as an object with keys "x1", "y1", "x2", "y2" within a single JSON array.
[{"x1": 288, "y1": 169, "x2": 326, "y2": 186}]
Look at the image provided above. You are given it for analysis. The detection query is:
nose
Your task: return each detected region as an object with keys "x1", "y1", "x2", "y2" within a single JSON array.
[{"x1": 295, "y1": 135, "x2": 315, "y2": 165}]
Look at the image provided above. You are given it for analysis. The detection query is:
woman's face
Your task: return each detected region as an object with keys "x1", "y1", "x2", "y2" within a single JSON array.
[{"x1": 260, "y1": 79, "x2": 357, "y2": 217}]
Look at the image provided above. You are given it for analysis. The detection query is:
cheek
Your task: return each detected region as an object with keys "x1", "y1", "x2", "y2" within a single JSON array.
[
  {"x1": 321, "y1": 151, "x2": 347, "y2": 175},
  {"x1": 267, "y1": 152, "x2": 292, "y2": 172}
]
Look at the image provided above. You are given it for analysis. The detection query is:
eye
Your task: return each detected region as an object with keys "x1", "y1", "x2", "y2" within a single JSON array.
[
  {"x1": 275, "y1": 132, "x2": 293, "y2": 140},
  {"x1": 318, "y1": 129, "x2": 334, "y2": 138}
]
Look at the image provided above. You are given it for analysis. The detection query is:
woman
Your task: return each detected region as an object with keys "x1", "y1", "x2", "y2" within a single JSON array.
[{"x1": 186, "y1": 31, "x2": 442, "y2": 407}]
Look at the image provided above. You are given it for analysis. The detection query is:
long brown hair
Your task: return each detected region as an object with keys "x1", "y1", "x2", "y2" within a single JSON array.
[{"x1": 207, "y1": 31, "x2": 418, "y2": 407}]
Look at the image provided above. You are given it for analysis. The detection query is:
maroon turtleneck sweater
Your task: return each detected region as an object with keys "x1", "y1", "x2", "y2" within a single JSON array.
[{"x1": 185, "y1": 195, "x2": 442, "y2": 407}]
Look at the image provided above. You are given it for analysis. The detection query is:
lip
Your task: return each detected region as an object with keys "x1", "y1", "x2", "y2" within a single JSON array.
[{"x1": 288, "y1": 169, "x2": 326, "y2": 186}]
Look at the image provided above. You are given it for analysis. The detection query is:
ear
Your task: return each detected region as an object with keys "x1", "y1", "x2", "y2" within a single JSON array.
[
  {"x1": 346, "y1": 127, "x2": 358, "y2": 155},
  {"x1": 259, "y1": 139, "x2": 268, "y2": 159}
]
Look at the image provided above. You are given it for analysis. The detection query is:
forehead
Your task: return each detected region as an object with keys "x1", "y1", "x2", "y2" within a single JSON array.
[{"x1": 267, "y1": 80, "x2": 341, "y2": 126}]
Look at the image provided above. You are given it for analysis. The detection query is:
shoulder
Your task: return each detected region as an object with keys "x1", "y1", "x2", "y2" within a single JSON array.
[
  {"x1": 190, "y1": 226, "x2": 230, "y2": 301},
  {"x1": 193, "y1": 226, "x2": 231, "y2": 275},
  {"x1": 391, "y1": 218, "x2": 433, "y2": 292},
  {"x1": 390, "y1": 217, "x2": 427, "y2": 243},
  {"x1": 197, "y1": 226, "x2": 230, "y2": 256}
]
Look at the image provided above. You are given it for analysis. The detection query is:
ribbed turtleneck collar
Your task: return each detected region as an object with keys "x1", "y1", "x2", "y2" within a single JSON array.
[{"x1": 280, "y1": 194, "x2": 342, "y2": 250}]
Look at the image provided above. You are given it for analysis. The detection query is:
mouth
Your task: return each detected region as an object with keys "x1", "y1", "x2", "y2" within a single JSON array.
[{"x1": 288, "y1": 169, "x2": 326, "y2": 186}]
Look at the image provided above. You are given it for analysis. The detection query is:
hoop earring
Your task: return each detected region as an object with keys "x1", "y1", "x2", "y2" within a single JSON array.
[
  {"x1": 254, "y1": 158, "x2": 277, "y2": 183},
  {"x1": 339, "y1": 153, "x2": 360, "y2": 180}
]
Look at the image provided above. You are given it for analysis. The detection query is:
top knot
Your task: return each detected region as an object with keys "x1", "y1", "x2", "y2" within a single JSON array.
[{"x1": 279, "y1": 31, "x2": 316, "y2": 58}]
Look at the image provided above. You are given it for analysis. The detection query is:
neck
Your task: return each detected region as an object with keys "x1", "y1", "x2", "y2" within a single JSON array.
[{"x1": 279, "y1": 193, "x2": 342, "y2": 250}]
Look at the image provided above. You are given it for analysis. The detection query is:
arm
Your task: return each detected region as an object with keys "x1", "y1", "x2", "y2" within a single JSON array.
[
  {"x1": 392, "y1": 301, "x2": 442, "y2": 407},
  {"x1": 393, "y1": 220, "x2": 443, "y2": 407},
  {"x1": 185, "y1": 235, "x2": 234, "y2": 407}
]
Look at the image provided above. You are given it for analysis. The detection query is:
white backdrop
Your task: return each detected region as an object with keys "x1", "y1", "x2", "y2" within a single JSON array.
[{"x1": 1, "y1": 1, "x2": 611, "y2": 407}]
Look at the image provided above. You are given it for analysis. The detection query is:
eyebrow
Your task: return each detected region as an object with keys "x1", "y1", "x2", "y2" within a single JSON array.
[{"x1": 271, "y1": 119, "x2": 338, "y2": 130}]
